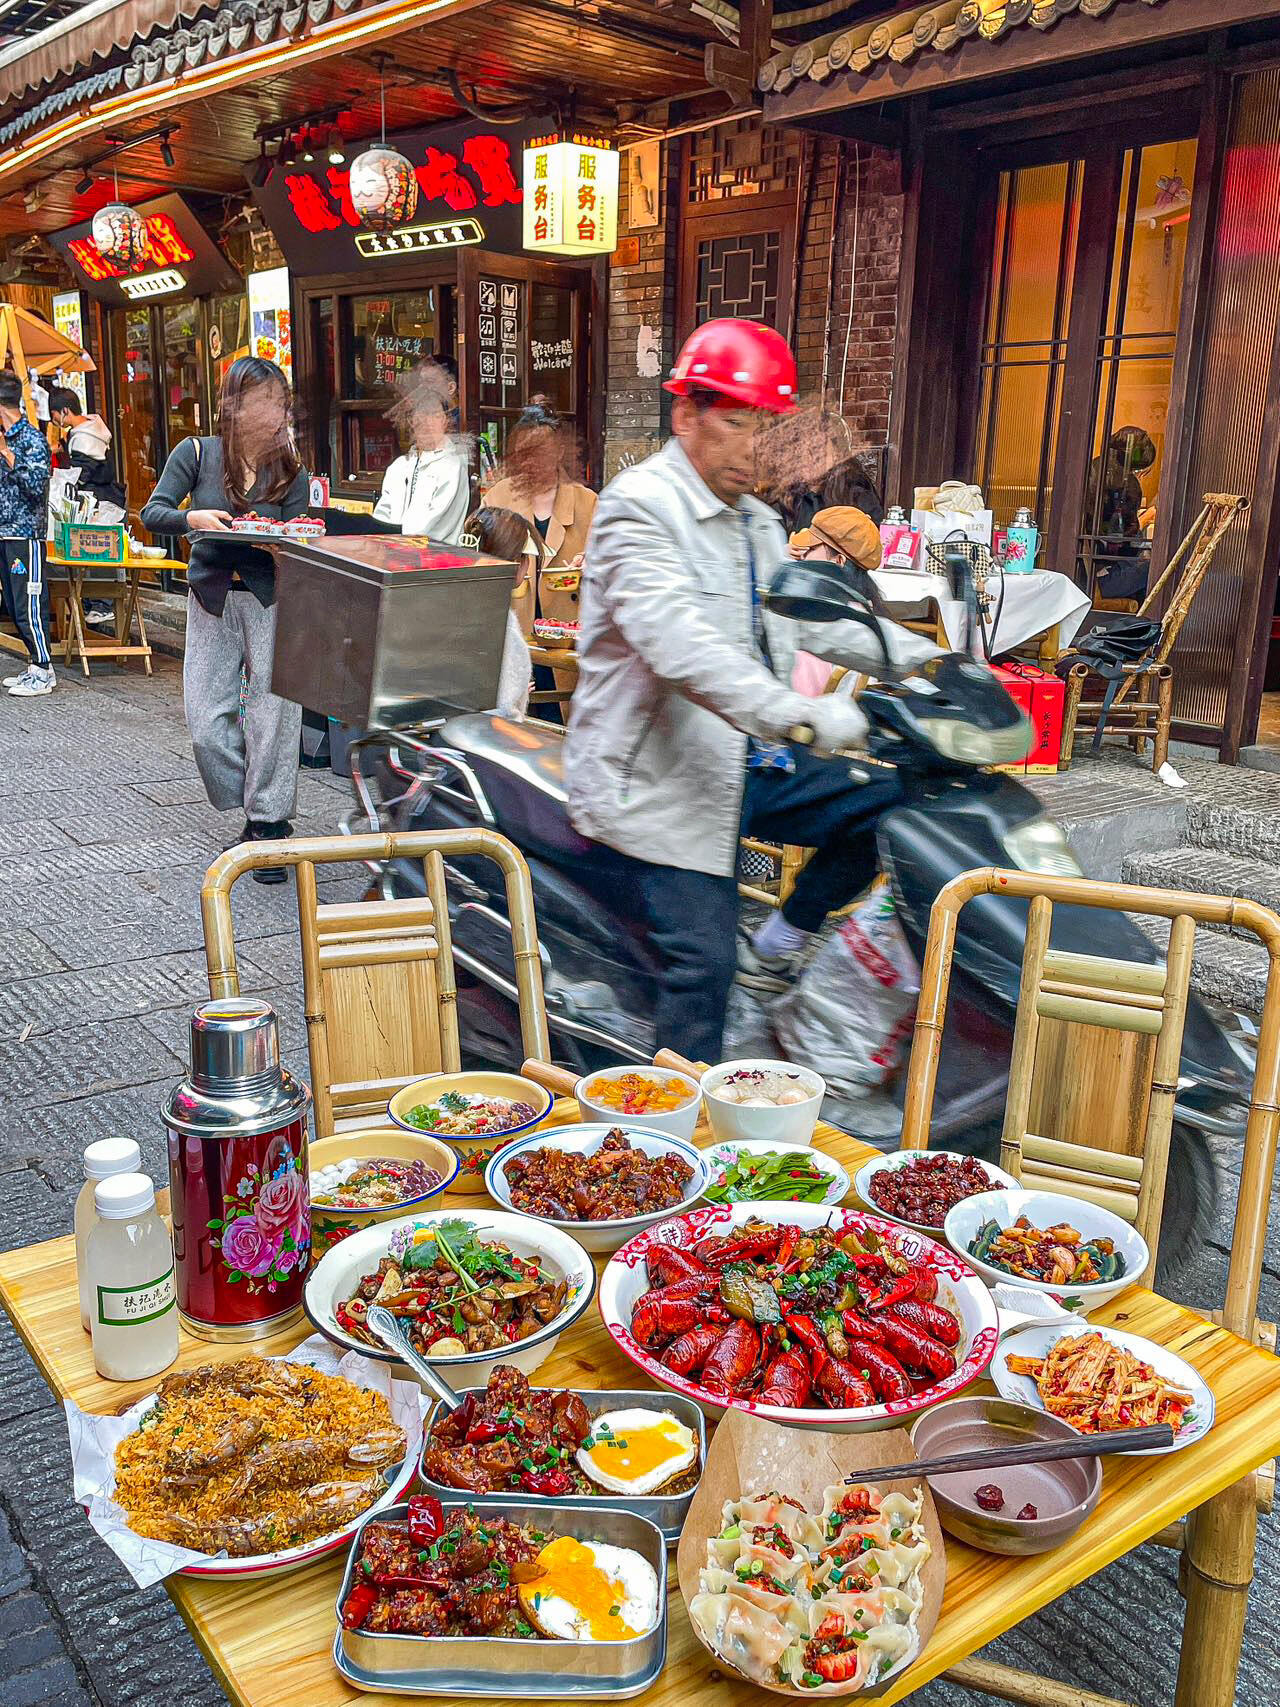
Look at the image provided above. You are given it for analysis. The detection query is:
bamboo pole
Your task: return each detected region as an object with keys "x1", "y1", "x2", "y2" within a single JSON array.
[
  {"x1": 945, "y1": 1657, "x2": 1138, "y2": 1706},
  {"x1": 1000, "y1": 893, "x2": 1053, "y2": 1178},
  {"x1": 424, "y1": 848, "x2": 461, "y2": 1074},
  {"x1": 1132, "y1": 911, "x2": 1195, "y2": 1261},
  {"x1": 1175, "y1": 1477, "x2": 1258, "y2": 1706},
  {"x1": 294, "y1": 859, "x2": 335, "y2": 1138}
]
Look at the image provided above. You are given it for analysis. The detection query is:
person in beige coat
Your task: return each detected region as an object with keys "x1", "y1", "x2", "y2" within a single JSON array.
[{"x1": 485, "y1": 403, "x2": 596, "y2": 640}]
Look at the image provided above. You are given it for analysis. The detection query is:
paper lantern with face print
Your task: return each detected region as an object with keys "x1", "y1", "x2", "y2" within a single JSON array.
[{"x1": 348, "y1": 145, "x2": 419, "y2": 231}]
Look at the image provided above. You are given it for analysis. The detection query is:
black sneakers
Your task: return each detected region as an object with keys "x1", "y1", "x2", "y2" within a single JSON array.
[{"x1": 247, "y1": 819, "x2": 293, "y2": 885}]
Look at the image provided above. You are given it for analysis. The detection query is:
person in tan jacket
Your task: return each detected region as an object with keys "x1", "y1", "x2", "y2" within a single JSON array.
[{"x1": 485, "y1": 403, "x2": 596, "y2": 642}]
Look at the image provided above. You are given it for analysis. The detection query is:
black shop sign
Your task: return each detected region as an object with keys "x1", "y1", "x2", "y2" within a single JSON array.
[{"x1": 250, "y1": 117, "x2": 547, "y2": 275}]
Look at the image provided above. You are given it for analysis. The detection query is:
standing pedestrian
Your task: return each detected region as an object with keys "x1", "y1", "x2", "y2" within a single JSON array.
[
  {"x1": 141, "y1": 356, "x2": 309, "y2": 883},
  {"x1": 373, "y1": 364, "x2": 470, "y2": 541},
  {"x1": 0, "y1": 372, "x2": 55, "y2": 698}
]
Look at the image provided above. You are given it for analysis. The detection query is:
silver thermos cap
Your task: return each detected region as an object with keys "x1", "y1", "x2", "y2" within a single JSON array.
[{"x1": 190, "y1": 997, "x2": 281, "y2": 1090}]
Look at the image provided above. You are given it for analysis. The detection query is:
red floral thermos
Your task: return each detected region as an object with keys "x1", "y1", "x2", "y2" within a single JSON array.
[{"x1": 164, "y1": 999, "x2": 311, "y2": 1341}]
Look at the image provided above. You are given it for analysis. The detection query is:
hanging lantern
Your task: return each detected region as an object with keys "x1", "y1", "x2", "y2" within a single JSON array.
[
  {"x1": 348, "y1": 144, "x2": 418, "y2": 231},
  {"x1": 91, "y1": 202, "x2": 148, "y2": 268}
]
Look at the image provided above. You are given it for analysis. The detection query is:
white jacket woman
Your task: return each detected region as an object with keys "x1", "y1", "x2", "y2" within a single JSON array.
[{"x1": 373, "y1": 439, "x2": 471, "y2": 541}]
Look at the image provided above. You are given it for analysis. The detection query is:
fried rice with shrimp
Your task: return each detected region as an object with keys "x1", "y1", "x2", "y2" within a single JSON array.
[{"x1": 113, "y1": 1356, "x2": 406, "y2": 1557}]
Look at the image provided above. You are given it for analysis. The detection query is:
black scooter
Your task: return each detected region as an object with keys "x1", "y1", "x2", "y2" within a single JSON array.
[{"x1": 346, "y1": 564, "x2": 1248, "y2": 1263}]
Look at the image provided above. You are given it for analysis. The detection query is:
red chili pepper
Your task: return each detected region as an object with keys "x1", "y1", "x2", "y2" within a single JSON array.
[
  {"x1": 341, "y1": 1582, "x2": 379, "y2": 1629},
  {"x1": 406, "y1": 1494, "x2": 445, "y2": 1546},
  {"x1": 519, "y1": 1467, "x2": 575, "y2": 1497},
  {"x1": 783, "y1": 1311, "x2": 827, "y2": 1359},
  {"x1": 847, "y1": 1253, "x2": 890, "y2": 1273},
  {"x1": 464, "y1": 1419, "x2": 511, "y2": 1445},
  {"x1": 373, "y1": 1572, "x2": 451, "y2": 1590},
  {"x1": 867, "y1": 1276, "x2": 919, "y2": 1314}
]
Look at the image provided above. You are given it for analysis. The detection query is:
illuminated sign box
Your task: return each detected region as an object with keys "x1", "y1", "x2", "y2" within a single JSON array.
[
  {"x1": 48, "y1": 193, "x2": 240, "y2": 303},
  {"x1": 119, "y1": 268, "x2": 186, "y2": 300},
  {"x1": 522, "y1": 131, "x2": 619, "y2": 256},
  {"x1": 354, "y1": 217, "x2": 485, "y2": 258}
]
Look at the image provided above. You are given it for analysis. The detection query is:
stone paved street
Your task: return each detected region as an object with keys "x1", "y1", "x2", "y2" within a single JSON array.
[{"x1": 0, "y1": 657, "x2": 1277, "y2": 1707}]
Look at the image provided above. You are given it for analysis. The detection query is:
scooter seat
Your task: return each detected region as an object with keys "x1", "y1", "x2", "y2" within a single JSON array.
[{"x1": 436, "y1": 713, "x2": 592, "y2": 860}]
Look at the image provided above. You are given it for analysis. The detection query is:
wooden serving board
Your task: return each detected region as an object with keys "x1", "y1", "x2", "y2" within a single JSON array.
[{"x1": 677, "y1": 1409, "x2": 945, "y2": 1698}]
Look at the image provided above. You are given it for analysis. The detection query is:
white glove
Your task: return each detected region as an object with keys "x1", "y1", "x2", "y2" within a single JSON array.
[{"x1": 798, "y1": 694, "x2": 869, "y2": 755}]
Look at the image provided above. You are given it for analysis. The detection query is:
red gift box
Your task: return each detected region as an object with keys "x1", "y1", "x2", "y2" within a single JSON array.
[{"x1": 988, "y1": 661, "x2": 1064, "y2": 774}]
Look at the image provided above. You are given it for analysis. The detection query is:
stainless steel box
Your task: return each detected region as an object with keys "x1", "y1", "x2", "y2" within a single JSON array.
[
  {"x1": 333, "y1": 1498, "x2": 668, "y2": 1697},
  {"x1": 268, "y1": 534, "x2": 518, "y2": 730}
]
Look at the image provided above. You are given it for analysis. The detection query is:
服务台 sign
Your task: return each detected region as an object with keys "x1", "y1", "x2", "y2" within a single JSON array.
[{"x1": 251, "y1": 119, "x2": 544, "y2": 274}]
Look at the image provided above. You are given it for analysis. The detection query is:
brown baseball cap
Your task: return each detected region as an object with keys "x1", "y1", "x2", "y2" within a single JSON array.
[{"x1": 790, "y1": 506, "x2": 883, "y2": 569}]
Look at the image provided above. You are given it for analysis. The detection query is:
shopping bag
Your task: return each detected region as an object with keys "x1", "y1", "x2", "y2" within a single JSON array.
[{"x1": 774, "y1": 885, "x2": 920, "y2": 1097}]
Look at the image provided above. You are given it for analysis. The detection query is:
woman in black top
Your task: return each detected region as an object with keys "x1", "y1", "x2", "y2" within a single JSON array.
[{"x1": 142, "y1": 357, "x2": 310, "y2": 881}]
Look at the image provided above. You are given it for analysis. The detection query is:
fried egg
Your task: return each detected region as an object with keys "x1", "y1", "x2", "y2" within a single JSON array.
[
  {"x1": 576, "y1": 1407, "x2": 698, "y2": 1496},
  {"x1": 518, "y1": 1536, "x2": 659, "y2": 1642}
]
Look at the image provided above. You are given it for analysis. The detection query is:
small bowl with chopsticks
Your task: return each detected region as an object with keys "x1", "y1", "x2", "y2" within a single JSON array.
[
  {"x1": 943, "y1": 1189, "x2": 1149, "y2": 1313},
  {"x1": 906, "y1": 1395, "x2": 1109, "y2": 1555},
  {"x1": 702, "y1": 1138, "x2": 849, "y2": 1209}
]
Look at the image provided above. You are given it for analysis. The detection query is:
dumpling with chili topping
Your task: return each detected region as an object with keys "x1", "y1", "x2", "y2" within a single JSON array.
[{"x1": 575, "y1": 1407, "x2": 698, "y2": 1496}]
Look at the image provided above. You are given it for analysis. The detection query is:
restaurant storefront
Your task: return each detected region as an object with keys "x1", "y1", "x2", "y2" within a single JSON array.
[
  {"x1": 749, "y1": 4, "x2": 1280, "y2": 762},
  {"x1": 47, "y1": 194, "x2": 245, "y2": 516},
  {"x1": 251, "y1": 116, "x2": 607, "y2": 501}
]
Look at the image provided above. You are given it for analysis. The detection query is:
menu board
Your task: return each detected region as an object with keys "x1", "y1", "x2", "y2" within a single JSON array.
[
  {"x1": 477, "y1": 276, "x2": 523, "y2": 407},
  {"x1": 51, "y1": 292, "x2": 88, "y2": 411},
  {"x1": 374, "y1": 333, "x2": 427, "y2": 387},
  {"x1": 247, "y1": 266, "x2": 293, "y2": 385}
]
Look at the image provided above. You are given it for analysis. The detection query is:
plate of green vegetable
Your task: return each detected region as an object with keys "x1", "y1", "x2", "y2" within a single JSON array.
[{"x1": 702, "y1": 1138, "x2": 849, "y2": 1207}]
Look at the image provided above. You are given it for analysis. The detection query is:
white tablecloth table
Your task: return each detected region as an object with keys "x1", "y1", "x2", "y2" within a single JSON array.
[{"x1": 871, "y1": 567, "x2": 1092, "y2": 657}]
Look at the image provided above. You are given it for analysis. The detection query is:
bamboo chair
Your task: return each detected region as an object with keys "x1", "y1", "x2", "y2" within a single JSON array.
[
  {"x1": 899, "y1": 865, "x2": 1280, "y2": 1707},
  {"x1": 1057, "y1": 493, "x2": 1246, "y2": 771},
  {"x1": 200, "y1": 829, "x2": 551, "y2": 1138}
]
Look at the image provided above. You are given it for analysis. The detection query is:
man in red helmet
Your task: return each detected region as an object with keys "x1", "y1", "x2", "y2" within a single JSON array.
[{"x1": 564, "y1": 319, "x2": 935, "y2": 1063}]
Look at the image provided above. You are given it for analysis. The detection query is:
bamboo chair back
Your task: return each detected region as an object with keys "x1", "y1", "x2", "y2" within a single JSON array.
[
  {"x1": 1138, "y1": 493, "x2": 1247, "y2": 665},
  {"x1": 900, "y1": 868, "x2": 1280, "y2": 1344},
  {"x1": 201, "y1": 829, "x2": 552, "y2": 1138}
]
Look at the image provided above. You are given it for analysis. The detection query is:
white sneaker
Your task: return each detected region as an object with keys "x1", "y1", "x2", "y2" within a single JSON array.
[
  {"x1": 8, "y1": 666, "x2": 55, "y2": 697},
  {"x1": 2, "y1": 669, "x2": 26, "y2": 687},
  {"x1": 736, "y1": 929, "x2": 803, "y2": 995},
  {"x1": 85, "y1": 609, "x2": 114, "y2": 628}
]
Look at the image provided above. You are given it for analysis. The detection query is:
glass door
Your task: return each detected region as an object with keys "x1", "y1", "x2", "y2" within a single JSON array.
[{"x1": 968, "y1": 131, "x2": 1197, "y2": 599}]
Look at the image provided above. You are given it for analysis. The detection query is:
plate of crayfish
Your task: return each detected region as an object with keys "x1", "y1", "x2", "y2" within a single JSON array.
[{"x1": 598, "y1": 1202, "x2": 998, "y2": 1433}]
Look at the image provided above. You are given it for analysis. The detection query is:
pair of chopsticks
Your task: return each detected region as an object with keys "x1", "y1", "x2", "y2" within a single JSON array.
[{"x1": 843, "y1": 1423, "x2": 1175, "y2": 1485}]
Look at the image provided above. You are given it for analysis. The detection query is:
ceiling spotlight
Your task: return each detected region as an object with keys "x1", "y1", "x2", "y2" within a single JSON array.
[
  {"x1": 327, "y1": 128, "x2": 345, "y2": 166},
  {"x1": 301, "y1": 128, "x2": 315, "y2": 163},
  {"x1": 252, "y1": 146, "x2": 272, "y2": 188},
  {"x1": 280, "y1": 133, "x2": 297, "y2": 166},
  {"x1": 160, "y1": 132, "x2": 176, "y2": 169},
  {"x1": 75, "y1": 170, "x2": 94, "y2": 195}
]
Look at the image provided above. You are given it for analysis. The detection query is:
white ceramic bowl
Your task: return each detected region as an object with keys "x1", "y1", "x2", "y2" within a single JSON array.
[
  {"x1": 599, "y1": 1200, "x2": 998, "y2": 1433},
  {"x1": 943, "y1": 1189, "x2": 1149, "y2": 1313},
  {"x1": 387, "y1": 1070, "x2": 554, "y2": 1195},
  {"x1": 573, "y1": 1064, "x2": 703, "y2": 1140},
  {"x1": 484, "y1": 1122, "x2": 711, "y2": 1253},
  {"x1": 992, "y1": 1322, "x2": 1214, "y2": 1454},
  {"x1": 699, "y1": 1057, "x2": 825, "y2": 1146},
  {"x1": 303, "y1": 1206, "x2": 595, "y2": 1392},
  {"x1": 854, "y1": 1149, "x2": 1020, "y2": 1236},
  {"x1": 702, "y1": 1137, "x2": 849, "y2": 1209}
]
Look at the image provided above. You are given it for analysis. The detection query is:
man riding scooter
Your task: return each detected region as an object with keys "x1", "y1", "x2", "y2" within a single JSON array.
[{"x1": 565, "y1": 319, "x2": 937, "y2": 1063}]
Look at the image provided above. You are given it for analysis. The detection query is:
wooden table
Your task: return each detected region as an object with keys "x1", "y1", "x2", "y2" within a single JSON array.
[
  {"x1": 3, "y1": 1110, "x2": 1279, "y2": 1707},
  {"x1": 45, "y1": 551, "x2": 183, "y2": 676}
]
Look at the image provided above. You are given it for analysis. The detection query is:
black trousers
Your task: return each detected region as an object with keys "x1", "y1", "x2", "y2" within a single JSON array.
[
  {"x1": 0, "y1": 537, "x2": 50, "y2": 667},
  {"x1": 599, "y1": 749, "x2": 903, "y2": 1067}
]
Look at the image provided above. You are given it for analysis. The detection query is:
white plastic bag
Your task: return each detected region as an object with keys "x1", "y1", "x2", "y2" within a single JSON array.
[{"x1": 775, "y1": 885, "x2": 920, "y2": 1097}]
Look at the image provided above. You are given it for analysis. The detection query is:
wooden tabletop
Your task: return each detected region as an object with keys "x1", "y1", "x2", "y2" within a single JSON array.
[{"x1": 3, "y1": 1109, "x2": 1280, "y2": 1707}]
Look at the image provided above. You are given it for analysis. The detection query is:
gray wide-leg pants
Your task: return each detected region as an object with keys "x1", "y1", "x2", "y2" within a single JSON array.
[{"x1": 183, "y1": 590, "x2": 301, "y2": 823}]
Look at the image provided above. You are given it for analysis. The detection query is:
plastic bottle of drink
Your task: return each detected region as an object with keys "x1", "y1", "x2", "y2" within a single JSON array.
[
  {"x1": 86, "y1": 1173, "x2": 179, "y2": 1382},
  {"x1": 75, "y1": 1138, "x2": 142, "y2": 1332}
]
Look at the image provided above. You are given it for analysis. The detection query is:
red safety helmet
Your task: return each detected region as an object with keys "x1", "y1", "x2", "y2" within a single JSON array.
[{"x1": 664, "y1": 318, "x2": 798, "y2": 413}]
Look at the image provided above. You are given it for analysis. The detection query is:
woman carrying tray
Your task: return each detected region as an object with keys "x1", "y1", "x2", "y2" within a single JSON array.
[{"x1": 141, "y1": 356, "x2": 310, "y2": 883}]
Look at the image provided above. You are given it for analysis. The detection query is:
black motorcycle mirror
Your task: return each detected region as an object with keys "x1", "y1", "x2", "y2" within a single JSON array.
[{"x1": 764, "y1": 563, "x2": 893, "y2": 748}]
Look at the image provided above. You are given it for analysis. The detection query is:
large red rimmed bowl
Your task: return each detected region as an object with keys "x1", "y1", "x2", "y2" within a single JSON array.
[{"x1": 598, "y1": 1200, "x2": 998, "y2": 1434}]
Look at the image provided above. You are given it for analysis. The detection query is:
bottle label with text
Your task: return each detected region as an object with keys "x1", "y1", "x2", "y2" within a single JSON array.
[{"x1": 97, "y1": 1267, "x2": 176, "y2": 1327}]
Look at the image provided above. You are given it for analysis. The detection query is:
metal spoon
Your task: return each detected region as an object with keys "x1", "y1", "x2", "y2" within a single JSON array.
[{"x1": 365, "y1": 1305, "x2": 462, "y2": 1414}]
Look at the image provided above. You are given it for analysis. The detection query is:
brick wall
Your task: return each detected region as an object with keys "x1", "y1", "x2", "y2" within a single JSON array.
[
  {"x1": 603, "y1": 143, "x2": 678, "y2": 481},
  {"x1": 600, "y1": 127, "x2": 904, "y2": 480}
]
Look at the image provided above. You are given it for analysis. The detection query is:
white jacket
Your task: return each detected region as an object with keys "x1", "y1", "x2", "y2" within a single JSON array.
[
  {"x1": 65, "y1": 414, "x2": 112, "y2": 461},
  {"x1": 565, "y1": 438, "x2": 935, "y2": 878},
  {"x1": 373, "y1": 442, "x2": 470, "y2": 541}
]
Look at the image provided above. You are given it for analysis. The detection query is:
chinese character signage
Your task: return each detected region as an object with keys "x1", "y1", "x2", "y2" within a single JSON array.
[
  {"x1": 51, "y1": 292, "x2": 87, "y2": 411},
  {"x1": 250, "y1": 118, "x2": 537, "y2": 274},
  {"x1": 48, "y1": 194, "x2": 240, "y2": 302},
  {"x1": 522, "y1": 131, "x2": 619, "y2": 256}
]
